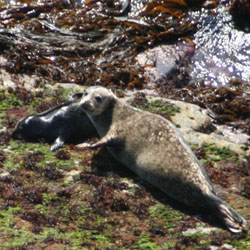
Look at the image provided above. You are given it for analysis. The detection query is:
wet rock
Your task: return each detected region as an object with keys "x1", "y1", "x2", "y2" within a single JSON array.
[
  {"x1": 214, "y1": 124, "x2": 249, "y2": 145},
  {"x1": 191, "y1": 3, "x2": 250, "y2": 87},
  {"x1": 136, "y1": 43, "x2": 194, "y2": 88}
]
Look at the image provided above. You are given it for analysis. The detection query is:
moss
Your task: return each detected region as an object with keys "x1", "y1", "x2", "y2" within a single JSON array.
[
  {"x1": 0, "y1": 85, "x2": 74, "y2": 119},
  {"x1": 131, "y1": 94, "x2": 180, "y2": 117},
  {"x1": 201, "y1": 143, "x2": 239, "y2": 163},
  {"x1": 191, "y1": 143, "x2": 240, "y2": 163},
  {"x1": 228, "y1": 239, "x2": 250, "y2": 250},
  {"x1": 34, "y1": 204, "x2": 50, "y2": 215},
  {"x1": 56, "y1": 87, "x2": 77, "y2": 101},
  {"x1": 65, "y1": 230, "x2": 91, "y2": 249},
  {"x1": 146, "y1": 100, "x2": 180, "y2": 116},
  {"x1": 162, "y1": 242, "x2": 175, "y2": 249},
  {"x1": 0, "y1": 90, "x2": 23, "y2": 111},
  {"x1": 0, "y1": 207, "x2": 21, "y2": 227},
  {"x1": 135, "y1": 233, "x2": 162, "y2": 250},
  {"x1": 138, "y1": 99, "x2": 180, "y2": 116},
  {"x1": 2, "y1": 140, "x2": 77, "y2": 174},
  {"x1": 0, "y1": 207, "x2": 35, "y2": 248},
  {"x1": 149, "y1": 204, "x2": 182, "y2": 222},
  {"x1": 42, "y1": 193, "x2": 59, "y2": 205},
  {"x1": 0, "y1": 229, "x2": 34, "y2": 248}
]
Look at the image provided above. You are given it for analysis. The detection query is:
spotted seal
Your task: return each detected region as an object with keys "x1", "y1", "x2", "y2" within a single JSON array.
[
  {"x1": 12, "y1": 94, "x2": 97, "y2": 151},
  {"x1": 78, "y1": 86, "x2": 246, "y2": 233}
]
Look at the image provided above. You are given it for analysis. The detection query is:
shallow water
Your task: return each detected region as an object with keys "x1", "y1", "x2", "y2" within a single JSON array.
[{"x1": 191, "y1": 4, "x2": 250, "y2": 87}]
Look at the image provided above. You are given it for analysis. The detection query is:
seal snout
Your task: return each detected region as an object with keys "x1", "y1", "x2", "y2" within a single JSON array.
[{"x1": 81, "y1": 100, "x2": 92, "y2": 112}]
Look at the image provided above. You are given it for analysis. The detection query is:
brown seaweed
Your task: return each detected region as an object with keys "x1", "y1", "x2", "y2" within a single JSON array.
[{"x1": 0, "y1": 0, "x2": 199, "y2": 87}]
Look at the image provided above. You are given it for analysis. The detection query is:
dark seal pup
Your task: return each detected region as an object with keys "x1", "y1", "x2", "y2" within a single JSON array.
[
  {"x1": 78, "y1": 86, "x2": 247, "y2": 233},
  {"x1": 12, "y1": 94, "x2": 97, "y2": 151}
]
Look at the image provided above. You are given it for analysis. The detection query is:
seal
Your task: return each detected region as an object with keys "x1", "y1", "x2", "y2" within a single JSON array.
[
  {"x1": 78, "y1": 86, "x2": 247, "y2": 233},
  {"x1": 12, "y1": 94, "x2": 97, "y2": 151}
]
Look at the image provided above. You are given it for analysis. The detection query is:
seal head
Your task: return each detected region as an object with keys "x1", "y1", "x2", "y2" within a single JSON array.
[{"x1": 80, "y1": 86, "x2": 116, "y2": 116}]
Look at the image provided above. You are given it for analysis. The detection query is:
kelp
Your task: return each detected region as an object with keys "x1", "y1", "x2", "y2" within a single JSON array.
[{"x1": 0, "y1": 0, "x2": 204, "y2": 87}]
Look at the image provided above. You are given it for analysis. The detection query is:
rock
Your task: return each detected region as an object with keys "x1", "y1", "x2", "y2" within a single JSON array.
[
  {"x1": 124, "y1": 90, "x2": 249, "y2": 156},
  {"x1": 215, "y1": 124, "x2": 249, "y2": 145},
  {"x1": 47, "y1": 83, "x2": 84, "y2": 92},
  {"x1": 149, "y1": 97, "x2": 214, "y2": 133},
  {"x1": 210, "y1": 243, "x2": 235, "y2": 250},
  {"x1": 0, "y1": 68, "x2": 40, "y2": 91},
  {"x1": 135, "y1": 43, "x2": 194, "y2": 88},
  {"x1": 64, "y1": 169, "x2": 81, "y2": 182},
  {"x1": 0, "y1": 68, "x2": 16, "y2": 89},
  {"x1": 0, "y1": 170, "x2": 10, "y2": 179},
  {"x1": 183, "y1": 225, "x2": 219, "y2": 235}
]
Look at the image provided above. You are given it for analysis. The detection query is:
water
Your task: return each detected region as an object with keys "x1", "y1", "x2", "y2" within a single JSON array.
[{"x1": 191, "y1": 5, "x2": 250, "y2": 87}]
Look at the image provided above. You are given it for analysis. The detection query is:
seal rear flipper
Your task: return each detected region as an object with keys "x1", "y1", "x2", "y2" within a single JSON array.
[
  {"x1": 50, "y1": 137, "x2": 65, "y2": 152},
  {"x1": 209, "y1": 194, "x2": 247, "y2": 233}
]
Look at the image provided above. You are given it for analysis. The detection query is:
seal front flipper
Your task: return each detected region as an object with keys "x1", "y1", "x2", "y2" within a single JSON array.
[
  {"x1": 80, "y1": 132, "x2": 120, "y2": 149},
  {"x1": 50, "y1": 137, "x2": 65, "y2": 152}
]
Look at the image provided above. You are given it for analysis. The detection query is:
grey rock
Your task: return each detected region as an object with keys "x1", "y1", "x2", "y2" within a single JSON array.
[{"x1": 123, "y1": 90, "x2": 249, "y2": 156}]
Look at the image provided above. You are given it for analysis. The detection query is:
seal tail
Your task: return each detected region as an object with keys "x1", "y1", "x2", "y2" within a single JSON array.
[{"x1": 209, "y1": 194, "x2": 247, "y2": 233}]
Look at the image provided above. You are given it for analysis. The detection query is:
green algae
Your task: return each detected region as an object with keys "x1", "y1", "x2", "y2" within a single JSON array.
[
  {"x1": 0, "y1": 90, "x2": 23, "y2": 111},
  {"x1": 201, "y1": 143, "x2": 239, "y2": 163},
  {"x1": 0, "y1": 85, "x2": 74, "y2": 115},
  {"x1": 135, "y1": 233, "x2": 162, "y2": 250},
  {"x1": 190, "y1": 143, "x2": 241, "y2": 163},
  {"x1": 135, "y1": 99, "x2": 180, "y2": 116},
  {"x1": 149, "y1": 204, "x2": 182, "y2": 222},
  {"x1": 1, "y1": 140, "x2": 75, "y2": 173},
  {"x1": 0, "y1": 207, "x2": 33, "y2": 248},
  {"x1": 145, "y1": 100, "x2": 180, "y2": 116}
]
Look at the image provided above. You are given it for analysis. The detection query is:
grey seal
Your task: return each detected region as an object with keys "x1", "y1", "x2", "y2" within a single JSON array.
[
  {"x1": 12, "y1": 93, "x2": 97, "y2": 151},
  {"x1": 78, "y1": 86, "x2": 247, "y2": 233}
]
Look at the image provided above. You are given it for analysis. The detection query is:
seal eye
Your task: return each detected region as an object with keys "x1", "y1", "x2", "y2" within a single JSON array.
[{"x1": 95, "y1": 96, "x2": 102, "y2": 103}]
